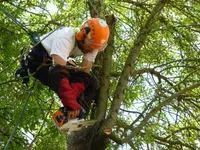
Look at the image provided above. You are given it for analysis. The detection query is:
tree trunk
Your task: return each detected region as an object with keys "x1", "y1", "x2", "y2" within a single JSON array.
[
  {"x1": 66, "y1": 123, "x2": 109, "y2": 150},
  {"x1": 67, "y1": 0, "x2": 116, "y2": 149}
]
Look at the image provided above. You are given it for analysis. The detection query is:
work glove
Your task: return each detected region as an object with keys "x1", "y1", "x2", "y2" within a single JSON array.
[
  {"x1": 60, "y1": 107, "x2": 80, "y2": 119},
  {"x1": 66, "y1": 58, "x2": 77, "y2": 67},
  {"x1": 67, "y1": 110, "x2": 80, "y2": 119},
  {"x1": 83, "y1": 49, "x2": 98, "y2": 62}
]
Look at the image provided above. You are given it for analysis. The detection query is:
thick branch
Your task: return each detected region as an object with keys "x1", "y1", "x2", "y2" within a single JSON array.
[
  {"x1": 117, "y1": 0, "x2": 151, "y2": 13},
  {"x1": 96, "y1": 15, "x2": 116, "y2": 120},
  {"x1": 153, "y1": 135, "x2": 196, "y2": 150},
  {"x1": 87, "y1": 0, "x2": 102, "y2": 17},
  {"x1": 107, "y1": 0, "x2": 170, "y2": 126},
  {"x1": 135, "y1": 68, "x2": 173, "y2": 85},
  {"x1": 108, "y1": 133, "x2": 123, "y2": 145}
]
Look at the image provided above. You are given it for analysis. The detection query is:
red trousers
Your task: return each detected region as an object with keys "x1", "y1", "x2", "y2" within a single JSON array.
[
  {"x1": 24, "y1": 45, "x2": 97, "y2": 112},
  {"x1": 58, "y1": 78, "x2": 85, "y2": 110}
]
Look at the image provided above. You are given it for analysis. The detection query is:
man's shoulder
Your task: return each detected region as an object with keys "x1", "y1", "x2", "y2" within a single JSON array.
[
  {"x1": 58, "y1": 27, "x2": 78, "y2": 39},
  {"x1": 58, "y1": 26, "x2": 73, "y2": 34},
  {"x1": 58, "y1": 27, "x2": 78, "y2": 34}
]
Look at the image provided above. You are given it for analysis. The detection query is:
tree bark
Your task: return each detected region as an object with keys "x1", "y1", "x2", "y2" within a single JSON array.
[
  {"x1": 66, "y1": 122, "x2": 110, "y2": 150},
  {"x1": 66, "y1": 1, "x2": 116, "y2": 150}
]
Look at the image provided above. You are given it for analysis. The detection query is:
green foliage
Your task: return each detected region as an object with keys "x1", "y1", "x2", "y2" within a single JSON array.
[{"x1": 1, "y1": 0, "x2": 200, "y2": 150}]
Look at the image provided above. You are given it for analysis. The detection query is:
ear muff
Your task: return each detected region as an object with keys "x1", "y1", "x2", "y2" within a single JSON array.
[
  {"x1": 76, "y1": 27, "x2": 90, "y2": 41},
  {"x1": 75, "y1": 28, "x2": 85, "y2": 41}
]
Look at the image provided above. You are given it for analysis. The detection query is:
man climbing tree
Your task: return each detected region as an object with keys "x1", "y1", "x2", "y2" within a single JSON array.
[
  {"x1": 2, "y1": 0, "x2": 200, "y2": 149},
  {"x1": 15, "y1": 18, "x2": 110, "y2": 128}
]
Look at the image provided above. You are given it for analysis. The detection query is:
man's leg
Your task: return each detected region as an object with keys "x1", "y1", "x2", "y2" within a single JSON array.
[
  {"x1": 49, "y1": 66, "x2": 98, "y2": 127},
  {"x1": 69, "y1": 71, "x2": 98, "y2": 113},
  {"x1": 58, "y1": 78, "x2": 83, "y2": 110}
]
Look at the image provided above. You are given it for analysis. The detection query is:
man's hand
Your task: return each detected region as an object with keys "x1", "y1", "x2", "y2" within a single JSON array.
[
  {"x1": 67, "y1": 110, "x2": 80, "y2": 119},
  {"x1": 80, "y1": 50, "x2": 98, "y2": 73},
  {"x1": 80, "y1": 59, "x2": 93, "y2": 73}
]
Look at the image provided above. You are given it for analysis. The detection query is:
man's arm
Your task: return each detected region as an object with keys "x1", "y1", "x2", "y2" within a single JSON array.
[
  {"x1": 80, "y1": 59, "x2": 93, "y2": 73},
  {"x1": 81, "y1": 49, "x2": 98, "y2": 73},
  {"x1": 51, "y1": 49, "x2": 98, "y2": 73},
  {"x1": 51, "y1": 54, "x2": 92, "y2": 73},
  {"x1": 51, "y1": 54, "x2": 66, "y2": 65}
]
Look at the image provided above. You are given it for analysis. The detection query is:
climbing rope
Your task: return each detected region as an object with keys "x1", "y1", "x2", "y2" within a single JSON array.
[
  {"x1": 0, "y1": 7, "x2": 95, "y2": 149},
  {"x1": 0, "y1": 7, "x2": 29, "y2": 33},
  {"x1": 0, "y1": 7, "x2": 40, "y2": 44},
  {"x1": 0, "y1": 6, "x2": 58, "y2": 150},
  {"x1": 3, "y1": 79, "x2": 36, "y2": 150}
]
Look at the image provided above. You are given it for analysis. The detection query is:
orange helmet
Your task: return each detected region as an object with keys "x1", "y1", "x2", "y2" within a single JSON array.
[{"x1": 76, "y1": 18, "x2": 110, "y2": 50}]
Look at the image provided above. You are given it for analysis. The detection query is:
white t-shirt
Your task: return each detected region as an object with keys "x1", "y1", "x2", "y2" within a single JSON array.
[{"x1": 40, "y1": 27, "x2": 98, "y2": 62}]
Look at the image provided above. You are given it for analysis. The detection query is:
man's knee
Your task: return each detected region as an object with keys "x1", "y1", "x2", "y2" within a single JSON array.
[{"x1": 48, "y1": 65, "x2": 69, "y2": 92}]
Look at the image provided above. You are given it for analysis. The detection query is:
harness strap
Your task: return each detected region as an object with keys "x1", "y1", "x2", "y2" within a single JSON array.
[{"x1": 42, "y1": 49, "x2": 48, "y2": 64}]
